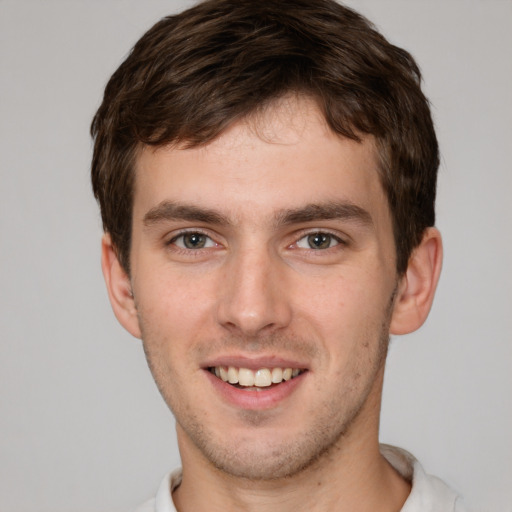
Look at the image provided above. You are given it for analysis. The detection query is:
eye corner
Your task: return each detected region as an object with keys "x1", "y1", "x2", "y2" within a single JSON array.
[
  {"x1": 294, "y1": 231, "x2": 345, "y2": 251},
  {"x1": 165, "y1": 228, "x2": 224, "y2": 253}
]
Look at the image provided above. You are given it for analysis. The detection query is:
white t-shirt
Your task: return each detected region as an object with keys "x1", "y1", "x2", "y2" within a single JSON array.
[{"x1": 135, "y1": 445, "x2": 466, "y2": 512}]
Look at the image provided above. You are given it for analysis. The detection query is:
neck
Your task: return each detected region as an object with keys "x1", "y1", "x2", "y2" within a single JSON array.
[{"x1": 175, "y1": 440, "x2": 409, "y2": 512}]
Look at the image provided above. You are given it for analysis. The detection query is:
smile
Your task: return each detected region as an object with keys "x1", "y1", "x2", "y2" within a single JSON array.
[{"x1": 209, "y1": 366, "x2": 304, "y2": 389}]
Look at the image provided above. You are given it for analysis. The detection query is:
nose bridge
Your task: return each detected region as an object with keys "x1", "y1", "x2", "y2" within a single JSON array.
[{"x1": 216, "y1": 238, "x2": 291, "y2": 336}]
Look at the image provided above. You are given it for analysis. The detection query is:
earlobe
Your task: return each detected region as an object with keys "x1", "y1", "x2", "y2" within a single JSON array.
[
  {"x1": 101, "y1": 234, "x2": 142, "y2": 339},
  {"x1": 390, "y1": 227, "x2": 443, "y2": 335}
]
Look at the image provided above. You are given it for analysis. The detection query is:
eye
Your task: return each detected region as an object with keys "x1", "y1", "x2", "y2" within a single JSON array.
[
  {"x1": 171, "y1": 232, "x2": 217, "y2": 249},
  {"x1": 296, "y1": 232, "x2": 341, "y2": 250}
]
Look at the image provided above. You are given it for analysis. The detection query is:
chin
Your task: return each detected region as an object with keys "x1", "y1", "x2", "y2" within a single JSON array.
[
  {"x1": 181, "y1": 415, "x2": 350, "y2": 481},
  {"x1": 209, "y1": 445, "x2": 323, "y2": 480}
]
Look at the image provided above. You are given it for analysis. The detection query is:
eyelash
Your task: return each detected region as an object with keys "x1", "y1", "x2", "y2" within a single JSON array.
[
  {"x1": 166, "y1": 229, "x2": 346, "y2": 253},
  {"x1": 167, "y1": 229, "x2": 220, "y2": 252},
  {"x1": 292, "y1": 230, "x2": 346, "y2": 251}
]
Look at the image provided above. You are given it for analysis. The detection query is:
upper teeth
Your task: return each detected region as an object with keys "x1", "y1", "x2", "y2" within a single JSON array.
[{"x1": 212, "y1": 366, "x2": 301, "y2": 387}]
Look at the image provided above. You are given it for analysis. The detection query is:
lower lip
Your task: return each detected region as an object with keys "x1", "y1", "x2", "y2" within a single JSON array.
[{"x1": 204, "y1": 370, "x2": 306, "y2": 410}]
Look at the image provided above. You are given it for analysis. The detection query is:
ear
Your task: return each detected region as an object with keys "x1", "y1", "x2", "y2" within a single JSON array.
[
  {"x1": 390, "y1": 227, "x2": 443, "y2": 335},
  {"x1": 101, "y1": 234, "x2": 142, "y2": 339}
]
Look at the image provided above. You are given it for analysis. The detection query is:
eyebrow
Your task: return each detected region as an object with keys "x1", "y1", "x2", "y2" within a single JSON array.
[
  {"x1": 274, "y1": 201, "x2": 373, "y2": 227},
  {"x1": 143, "y1": 201, "x2": 231, "y2": 227},
  {"x1": 142, "y1": 200, "x2": 373, "y2": 228}
]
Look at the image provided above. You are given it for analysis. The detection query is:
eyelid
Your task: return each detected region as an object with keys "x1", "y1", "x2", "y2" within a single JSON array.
[
  {"x1": 290, "y1": 228, "x2": 348, "y2": 248},
  {"x1": 296, "y1": 234, "x2": 340, "y2": 250},
  {"x1": 166, "y1": 228, "x2": 221, "y2": 249},
  {"x1": 164, "y1": 227, "x2": 348, "y2": 250}
]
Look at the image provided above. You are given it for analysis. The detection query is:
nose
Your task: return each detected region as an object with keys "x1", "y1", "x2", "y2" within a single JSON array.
[{"x1": 216, "y1": 244, "x2": 293, "y2": 337}]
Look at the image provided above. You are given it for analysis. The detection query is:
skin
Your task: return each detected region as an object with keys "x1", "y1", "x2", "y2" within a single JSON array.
[{"x1": 102, "y1": 97, "x2": 442, "y2": 512}]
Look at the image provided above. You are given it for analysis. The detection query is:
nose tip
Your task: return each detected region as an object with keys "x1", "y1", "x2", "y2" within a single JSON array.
[
  {"x1": 221, "y1": 307, "x2": 277, "y2": 337},
  {"x1": 218, "y1": 307, "x2": 291, "y2": 339},
  {"x1": 216, "y1": 254, "x2": 292, "y2": 337}
]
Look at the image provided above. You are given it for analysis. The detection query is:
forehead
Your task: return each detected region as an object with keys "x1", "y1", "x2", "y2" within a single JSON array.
[{"x1": 133, "y1": 96, "x2": 387, "y2": 225}]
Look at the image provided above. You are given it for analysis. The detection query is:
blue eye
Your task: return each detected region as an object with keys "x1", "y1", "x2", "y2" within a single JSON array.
[
  {"x1": 172, "y1": 232, "x2": 216, "y2": 249},
  {"x1": 296, "y1": 233, "x2": 340, "y2": 250}
]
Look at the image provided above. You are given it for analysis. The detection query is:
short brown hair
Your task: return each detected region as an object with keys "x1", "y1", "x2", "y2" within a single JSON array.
[{"x1": 91, "y1": 0, "x2": 439, "y2": 275}]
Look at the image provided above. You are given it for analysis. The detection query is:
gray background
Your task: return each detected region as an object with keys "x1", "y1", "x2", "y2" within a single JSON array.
[{"x1": 1, "y1": 1, "x2": 511, "y2": 511}]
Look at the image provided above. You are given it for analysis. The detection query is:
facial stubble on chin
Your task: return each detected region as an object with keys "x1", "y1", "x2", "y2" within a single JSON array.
[{"x1": 139, "y1": 287, "x2": 397, "y2": 482}]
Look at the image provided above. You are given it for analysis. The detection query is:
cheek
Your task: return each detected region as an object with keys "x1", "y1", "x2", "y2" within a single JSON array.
[
  {"x1": 297, "y1": 271, "x2": 378, "y2": 322},
  {"x1": 134, "y1": 273, "x2": 212, "y2": 407},
  {"x1": 295, "y1": 269, "x2": 390, "y2": 350},
  {"x1": 134, "y1": 268, "x2": 218, "y2": 354}
]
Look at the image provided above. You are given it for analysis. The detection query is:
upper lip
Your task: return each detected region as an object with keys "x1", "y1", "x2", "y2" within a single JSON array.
[{"x1": 202, "y1": 354, "x2": 309, "y2": 370}]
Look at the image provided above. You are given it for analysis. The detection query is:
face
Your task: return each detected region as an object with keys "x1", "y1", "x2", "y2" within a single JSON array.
[{"x1": 125, "y1": 98, "x2": 402, "y2": 480}]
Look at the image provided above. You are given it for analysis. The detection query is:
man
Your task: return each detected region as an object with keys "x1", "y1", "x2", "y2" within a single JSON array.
[{"x1": 90, "y1": 0, "x2": 465, "y2": 510}]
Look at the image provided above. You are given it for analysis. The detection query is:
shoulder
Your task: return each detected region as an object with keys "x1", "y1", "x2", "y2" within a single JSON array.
[
  {"x1": 134, "y1": 469, "x2": 182, "y2": 512},
  {"x1": 381, "y1": 444, "x2": 468, "y2": 512}
]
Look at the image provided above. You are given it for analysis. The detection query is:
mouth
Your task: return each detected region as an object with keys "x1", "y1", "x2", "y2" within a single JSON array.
[{"x1": 208, "y1": 366, "x2": 306, "y2": 391}]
